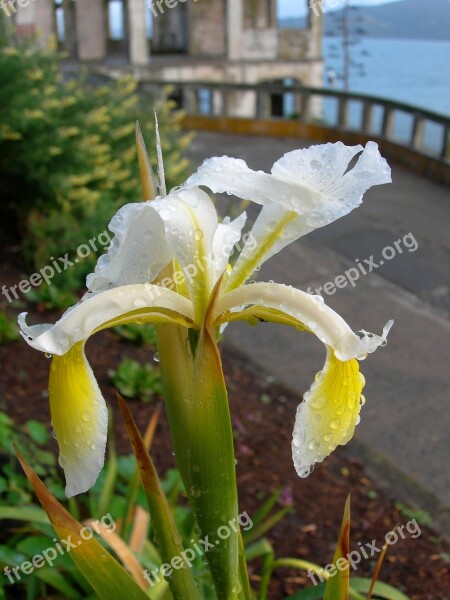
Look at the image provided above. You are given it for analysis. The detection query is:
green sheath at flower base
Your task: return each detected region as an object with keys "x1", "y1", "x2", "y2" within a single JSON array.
[{"x1": 19, "y1": 126, "x2": 393, "y2": 599}]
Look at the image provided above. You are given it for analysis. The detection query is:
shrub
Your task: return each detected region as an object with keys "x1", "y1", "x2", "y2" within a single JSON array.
[{"x1": 0, "y1": 16, "x2": 193, "y2": 303}]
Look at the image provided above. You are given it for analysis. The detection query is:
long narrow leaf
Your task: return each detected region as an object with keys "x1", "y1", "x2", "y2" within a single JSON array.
[
  {"x1": 83, "y1": 518, "x2": 148, "y2": 590},
  {"x1": 324, "y1": 494, "x2": 351, "y2": 600},
  {"x1": 14, "y1": 446, "x2": 150, "y2": 600},
  {"x1": 117, "y1": 394, "x2": 201, "y2": 600},
  {"x1": 136, "y1": 121, "x2": 158, "y2": 201},
  {"x1": 350, "y1": 578, "x2": 411, "y2": 600}
]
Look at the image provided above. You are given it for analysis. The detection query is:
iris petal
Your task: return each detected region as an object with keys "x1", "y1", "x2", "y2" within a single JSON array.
[
  {"x1": 49, "y1": 342, "x2": 108, "y2": 497},
  {"x1": 19, "y1": 283, "x2": 195, "y2": 355},
  {"x1": 292, "y1": 348, "x2": 365, "y2": 477},
  {"x1": 215, "y1": 282, "x2": 392, "y2": 361}
]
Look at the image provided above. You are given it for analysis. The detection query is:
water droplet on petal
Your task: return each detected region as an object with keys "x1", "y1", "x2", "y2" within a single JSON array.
[
  {"x1": 330, "y1": 418, "x2": 341, "y2": 430},
  {"x1": 45, "y1": 352, "x2": 52, "y2": 359}
]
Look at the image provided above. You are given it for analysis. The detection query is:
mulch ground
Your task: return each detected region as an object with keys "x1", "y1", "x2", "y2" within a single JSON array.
[{"x1": 1, "y1": 261, "x2": 449, "y2": 599}]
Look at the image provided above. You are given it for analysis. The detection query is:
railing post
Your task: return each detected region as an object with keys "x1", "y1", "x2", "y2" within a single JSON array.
[
  {"x1": 338, "y1": 96, "x2": 349, "y2": 128},
  {"x1": 212, "y1": 88, "x2": 224, "y2": 117},
  {"x1": 441, "y1": 125, "x2": 449, "y2": 160},
  {"x1": 381, "y1": 106, "x2": 395, "y2": 140},
  {"x1": 300, "y1": 91, "x2": 310, "y2": 122},
  {"x1": 411, "y1": 114, "x2": 425, "y2": 151},
  {"x1": 362, "y1": 100, "x2": 373, "y2": 133},
  {"x1": 183, "y1": 85, "x2": 199, "y2": 115}
]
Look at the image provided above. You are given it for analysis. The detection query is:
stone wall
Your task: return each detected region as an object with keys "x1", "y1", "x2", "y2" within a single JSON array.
[
  {"x1": 278, "y1": 29, "x2": 310, "y2": 61},
  {"x1": 188, "y1": 0, "x2": 226, "y2": 57}
]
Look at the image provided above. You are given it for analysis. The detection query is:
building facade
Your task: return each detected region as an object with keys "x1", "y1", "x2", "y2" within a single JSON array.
[{"x1": 9, "y1": 0, "x2": 323, "y2": 117}]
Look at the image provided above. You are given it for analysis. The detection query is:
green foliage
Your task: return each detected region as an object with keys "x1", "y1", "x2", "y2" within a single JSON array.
[
  {"x1": 0, "y1": 411, "x2": 63, "y2": 506},
  {"x1": 0, "y1": 311, "x2": 19, "y2": 343},
  {"x1": 113, "y1": 323, "x2": 157, "y2": 347},
  {"x1": 0, "y1": 19, "x2": 193, "y2": 304},
  {"x1": 108, "y1": 358, "x2": 162, "y2": 401},
  {"x1": 394, "y1": 502, "x2": 433, "y2": 527}
]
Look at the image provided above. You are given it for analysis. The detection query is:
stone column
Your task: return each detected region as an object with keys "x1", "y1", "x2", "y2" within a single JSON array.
[
  {"x1": 32, "y1": 0, "x2": 56, "y2": 48},
  {"x1": 15, "y1": 3, "x2": 36, "y2": 39},
  {"x1": 127, "y1": 0, "x2": 149, "y2": 65},
  {"x1": 75, "y1": 0, "x2": 106, "y2": 62},
  {"x1": 227, "y1": 0, "x2": 244, "y2": 60}
]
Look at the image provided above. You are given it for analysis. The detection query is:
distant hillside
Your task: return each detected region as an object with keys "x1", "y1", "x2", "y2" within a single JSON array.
[{"x1": 280, "y1": 0, "x2": 450, "y2": 41}]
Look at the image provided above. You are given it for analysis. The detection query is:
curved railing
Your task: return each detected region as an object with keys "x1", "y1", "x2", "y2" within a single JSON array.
[{"x1": 138, "y1": 80, "x2": 450, "y2": 163}]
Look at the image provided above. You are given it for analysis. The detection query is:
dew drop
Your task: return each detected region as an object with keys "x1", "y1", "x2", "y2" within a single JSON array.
[
  {"x1": 190, "y1": 485, "x2": 201, "y2": 498},
  {"x1": 308, "y1": 439, "x2": 318, "y2": 451},
  {"x1": 330, "y1": 418, "x2": 341, "y2": 430},
  {"x1": 194, "y1": 229, "x2": 204, "y2": 241},
  {"x1": 153, "y1": 352, "x2": 160, "y2": 363},
  {"x1": 82, "y1": 412, "x2": 91, "y2": 423},
  {"x1": 299, "y1": 465, "x2": 313, "y2": 478},
  {"x1": 45, "y1": 352, "x2": 52, "y2": 359}
]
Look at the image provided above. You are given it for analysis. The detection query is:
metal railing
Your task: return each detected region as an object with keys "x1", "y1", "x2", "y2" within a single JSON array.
[{"x1": 138, "y1": 80, "x2": 450, "y2": 162}]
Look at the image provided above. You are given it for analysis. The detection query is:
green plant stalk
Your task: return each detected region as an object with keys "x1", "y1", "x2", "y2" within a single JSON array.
[{"x1": 157, "y1": 323, "x2": 251, "y2": 599}]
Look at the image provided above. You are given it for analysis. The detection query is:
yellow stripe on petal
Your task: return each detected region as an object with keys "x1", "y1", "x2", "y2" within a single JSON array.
[
  {"x1": 49, "y1": 342, "x2": 107, "y2": 497},
  {"x1": 292, "y1": 347, "x2": 365, "y2": 478}
]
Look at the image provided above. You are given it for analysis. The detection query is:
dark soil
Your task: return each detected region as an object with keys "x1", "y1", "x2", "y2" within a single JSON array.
[{"x1": 1, "y1": 260, "x2": 449, "y2": 599}]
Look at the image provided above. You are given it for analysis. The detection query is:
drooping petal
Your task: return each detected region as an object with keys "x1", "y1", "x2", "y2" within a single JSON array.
[
  {"x1": 215, "y1": 281, "x2": 392, "y2": 478},
  {"x1": 215, "y1": 282, "x2": 393, "y2": 361},
  {"x1": 19, "y1": 283, "x2": 195, "y2": 355},
  {"x1": 292, "y1": 348, "x2": 365, "y2": 477},
  {"x1": 86, "y1": 202, "x2": 173, "y2": 294},
  {"x1": 49, "y1": 342, "x2": 108, "y2": 497}
]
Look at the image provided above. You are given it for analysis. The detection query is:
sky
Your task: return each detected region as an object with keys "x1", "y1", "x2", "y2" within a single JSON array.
[{"x1": 278, "y1": 0, "x2": 404, "y2": 19}]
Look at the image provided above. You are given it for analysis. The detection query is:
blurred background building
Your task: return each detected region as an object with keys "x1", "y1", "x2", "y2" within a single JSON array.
[{"x1": 10, "y1": 0, "x2": 323, "y2": 117}]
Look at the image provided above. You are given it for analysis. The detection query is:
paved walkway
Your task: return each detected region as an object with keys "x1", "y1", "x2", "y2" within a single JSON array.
[{"x1": 188, "y1": 132, "x2": 450, "y2": 533}]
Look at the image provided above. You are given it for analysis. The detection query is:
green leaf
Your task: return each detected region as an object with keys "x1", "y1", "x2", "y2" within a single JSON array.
[
  {"x1": 36, "y1": 568, "x2": 84, "y2": 599},
  {"x1": 286, "y1": 583, "x2": 328, "y2": 599},
  {"x1": 324, "y1": 495, "x2": 351, "y2": 600},
  {"x1": 0, "y1": 506, "x2": 49, "y2": 525},
  {"x1": 117, "y1": 394, "x2": 202, "y2": 600},
  {"x1": 25, "y1": 420, "x2": 50, "y2": 444},
  {"x1": 15, "y1": 446, "x2": 151, "y2": 600},
  {"x1": 350, "y1": 578, "x2": 411, "y2": 600}
]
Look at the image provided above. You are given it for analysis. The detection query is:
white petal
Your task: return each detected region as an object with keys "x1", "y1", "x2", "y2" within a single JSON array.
[
  {"x1": 212, "y1": 212, "x2": 247, "y2": 281},
  {"x1": 153, "y1": 187, "x2": 218, "y2": 275},
  {"x1": 19, "y1": 284, "x2": 194, "y2": 355},
  {"x1": 185, "y1": 156, "x2": 320, "y2": 209},
  {"x1": 86, "y1": 202, "x2": 173, "y2": 293},
  {"x1": 215, "y1": 282, "x2": 393, "y2": 361},
  {"x1": 271, "y1": 142, "x2": 364, "y2": 191},
  {"x1": 316, "y1": 141, "x2": 392, "y2": 227}
]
